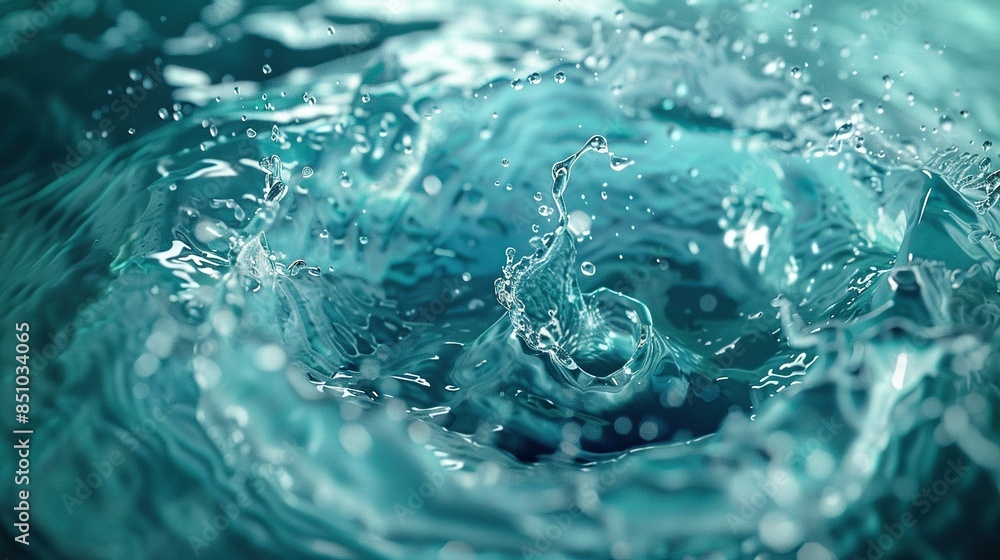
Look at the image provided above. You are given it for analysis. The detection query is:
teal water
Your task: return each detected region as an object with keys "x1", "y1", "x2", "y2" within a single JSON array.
[{"x1": 2, "y1": 1, "x2": 1000, "y2": 559}]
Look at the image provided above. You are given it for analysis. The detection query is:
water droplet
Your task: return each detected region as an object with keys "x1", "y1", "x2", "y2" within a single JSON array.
[
  {"x1": 233, "y1": 86, "x2": 240, "y2": 95},
  {"x1": 790, "y1": 66, "x2": 801, "y2": 79},
  {"x1": 600, "y1": 191, "x2": 608, "y2": 200},
  {"x1": 538, "y1": 205, "x2": 553, "y2": 217},
  {"x1": 883, "y1": 75, "x2": 893, "y2": 89},
  {"x1": 610, "y1": 155, "x2": 634, "y2": 171},
  {"x1": 510, "y1": 79, "x2": 523, "y2": 90},
  {"x1": 246, "y1": 128, "x2": 257, "y2": 138},
  {"x1": 501, "y1": 158, "x2": 510, "y2": 167},
  {"x1": 301, "y1": 166, "x2": 314, "y2": 178},
  {"x1": 534, "y1": 191, "x2": 544, "y2": 202},
  {"x1": 361, "y1": 93, "x2": 371, "y2": 103},
  {"x1": 821, "y1": 97, "x2": 833, "y2": 110},
  {"x1": 554, "y1": 71, "x2": 567, "y2": 84},
  {"x1": 359, "y1": 236, "x2": 369, "y2": 245},
  {"x1": 960, "y1": 110, "x2": 970, "y2": 118},
  {"x1": 528, "y1": 72, "x2": 541, "y2": 85},
  {"x1": 581, "y1": 261, "x2": 596, "y2": 276},
  {"x1": 340, "y1": 172, "x2": 353, "y2": 188},
  {"x1": 984, "y1": 141, "x2": 993, "y2": 152},
  {"x1": 157, "y1": 108, "x2": 169, "y2": 120},
  {"x1": 462, "y1": 272, "x2": 472, "y2": 282},
  {"x1": 940, "y1": 115, "x2": 954, "y2": 132},
  {"x1": 128, "y1": 69, "x2": 142, "y2": 81},
  {"x1": 262, "y1": 64, "x2": 272, "y2": 75},
  {"x1": 614, "y1": 9, "x2": 625, "y2": 21},
  {"x1": 127, "y1": 128, "x2": 136, "y2": 135},
  {"x1": 327, "y1": 26, "x2": 336, "y2": 35}
]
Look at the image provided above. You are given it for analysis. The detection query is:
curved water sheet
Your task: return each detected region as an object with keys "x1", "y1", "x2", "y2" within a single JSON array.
[{"x1": 2, "y1": 1, "x2": 1000, "y2": 560}]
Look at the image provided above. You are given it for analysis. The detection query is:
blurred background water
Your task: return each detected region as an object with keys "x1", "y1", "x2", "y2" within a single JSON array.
[{"x1": 2, "y1": 0, "x2": 1000, "y2": 559}]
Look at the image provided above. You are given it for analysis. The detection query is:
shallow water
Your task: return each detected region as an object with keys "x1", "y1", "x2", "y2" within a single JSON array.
[{"x1": 2, "y1": 1, "x2": 1000, "y2": 559}]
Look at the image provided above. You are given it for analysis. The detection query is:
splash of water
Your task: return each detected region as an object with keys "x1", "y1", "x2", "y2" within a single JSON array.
[{"x1": 495, "y1": 135, "x2": 659, "y2": 389}]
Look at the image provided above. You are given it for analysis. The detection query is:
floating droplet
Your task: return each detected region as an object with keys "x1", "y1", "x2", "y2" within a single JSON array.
[
  {"x1": 361, "y1": 93, "x2": 371, "y2": 103},
  {"x1": 327, "y1": 26, "x2": 335, "y2": 35},
  {"x1": 157, "y1": 108, "x2": 169, "y2": 120},
  {"x1": 883, "y1": 74, "x2": 893, "y2": 89},
  {"x1": 790, "y1": 66, "x2": 801, "y2": 79},
  {"x1": 127, "y1": 128, "x2": 136, "y2": 135},
  {"x1": 528, "y1": 72, "x2": 541, "y2": 85},
  {"x1": 246, "y1": 128, "x2": 257, "y2": 138},
  {"x1": 821, "y1": 97, "x2": 833, "y2": 110},
  {"x1": 554, "y1": 71, "x2": 567, "y2": 84},
  {"x1": 301, "y1": 166, "x2": 314, "y2": 178},
  {"x1": 262, "y1": 64, "x2": 272, "y2": 74},
  {"x1": 610, "y1": 155, "x2": 634, "y2": 171},
  {"x1": 984, "y1": 141, "x2": 993, "y2": 152},
  {"x1": 501, "y1": 158, "x2": 509, "y2": 167},
  {"x1": 581, "y1": 262, "x2": 595, "y2": 276},
  {"x1": 510, "y1": 78, "x2": 523, "y2": 90}
]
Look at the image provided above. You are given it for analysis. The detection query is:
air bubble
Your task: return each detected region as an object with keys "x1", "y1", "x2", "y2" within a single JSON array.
[
  {"x1": 301, "y1": 166, "x2": 314, "y2": 178},
  {"x1": 262, "y1": 64, "x2": 272, "y2": 74},
  {"x1": 246, "y1": 128, "x2": 257, "y2": 138},
  {"x1": 510, "y1": 78, "x2": 523, "y2": 90},
  {"x1": 528, "y1": 73, "x2": 541, "y2": 85},
  {"x1": 554, "y1": 72, "x2": 567, "y2": 84},
  {"x1": 580, "y1": 261, "x2": 596, "y2": 276}
]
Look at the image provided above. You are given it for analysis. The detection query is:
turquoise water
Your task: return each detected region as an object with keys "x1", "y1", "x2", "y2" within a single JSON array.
[{"x1": 2, "y1": 1, "x2": 1000, "y2": 558}]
